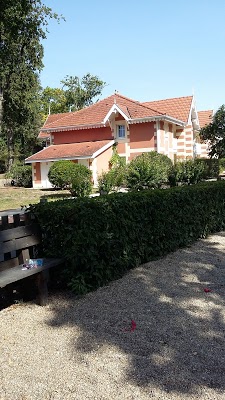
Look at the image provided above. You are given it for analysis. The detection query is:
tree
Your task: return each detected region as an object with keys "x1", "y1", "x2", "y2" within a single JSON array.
[
  {"x1": 200, "y1": 105, "x2": 225, "y2": 158},
  {"x1": 61, "y1": 73, "x2": 106, "y2": 111},
  {"x1": 0, "y1": 0, "x2": 62, "y2": 169},
  {"x1": 39, "y1": 86, "x2": 68, "y2": 123}
]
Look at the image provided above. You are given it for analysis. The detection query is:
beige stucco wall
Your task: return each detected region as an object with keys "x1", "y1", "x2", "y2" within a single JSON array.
[{"x1": 94, "y1": 146, "x2": 113, "y2": 186}]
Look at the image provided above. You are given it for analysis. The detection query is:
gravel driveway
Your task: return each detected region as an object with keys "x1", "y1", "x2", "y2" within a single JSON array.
[{"x1": 1, "y1": 232, "x2": 225, "y2": 400}]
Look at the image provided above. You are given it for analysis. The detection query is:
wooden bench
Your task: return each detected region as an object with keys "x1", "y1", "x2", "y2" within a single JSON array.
[{"x1": 0, "y1": 211, "x2": 64, "y2": 306}]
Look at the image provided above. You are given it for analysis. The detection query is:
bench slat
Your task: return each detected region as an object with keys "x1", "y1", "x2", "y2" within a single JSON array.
[
  {"x1": 0, "y1": 213, "x2": 64, "y2": 306},
  {"x1": 0, "y1": 257, "x2": 20, "y2": 272},
  {"x1": 0, "y1": 258, "x2": 64, "y2": 288},
  {"x1": 0, "y1": 224, "x2": 40, "y2": 242},
  {"x1": 0, "y1": 234, "x2": 41, "y2": 255}
]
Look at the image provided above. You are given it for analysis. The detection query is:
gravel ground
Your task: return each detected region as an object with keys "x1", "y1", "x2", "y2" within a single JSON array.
[{"x1": 1, "y1": 232, "x2": 225, "y2": 400}]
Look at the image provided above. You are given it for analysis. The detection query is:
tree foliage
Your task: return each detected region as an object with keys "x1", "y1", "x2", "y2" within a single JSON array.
[
  {"x1": 61, "y1": 73, "x2": 106, "y2": 111},
  {"x1": 39, "y1": 87, "x2": 68, "y2": 122},
  {"x1": 200, "y1": 105, "x2": 225, "y2": 158},
  {"x1": 0, "y1": 0, "x2": 62, "y2": 169},
  {"x1": 39, "y1": 73, "x2": 107, "y2": 122}
]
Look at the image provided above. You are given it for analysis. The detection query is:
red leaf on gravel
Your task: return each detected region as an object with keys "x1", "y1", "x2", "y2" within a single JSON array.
[
  {"x1": 204, "y1": 288, "x2": 212, "y2": 293},
  {"x1": 122, "y1": 319, "x2": 137, "y2": 332},
  {"x1": 131, "y1": 320, "x2": 136, "y2": 331}
]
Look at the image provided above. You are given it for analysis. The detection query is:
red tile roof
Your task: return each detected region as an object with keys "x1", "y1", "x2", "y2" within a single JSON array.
[
  {"x1": 143, "y1": 96, "x2": 193, "y2": 123},
  {"x1": 26, "y1": 140, "x2": 113, "y2": 162},
  {"x1": 198, "y1": 110, "x2": 213, "y2": 128},
  {"x1": 41, "y1": 93, "x2": 165, "y2": 132},
  {"x1": 39, "y1": 113, "x2": 72, "y2": 139}
]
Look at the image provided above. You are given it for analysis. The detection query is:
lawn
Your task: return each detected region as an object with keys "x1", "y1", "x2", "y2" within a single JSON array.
[{"x1": 0, "y1": 186, "x2": 72, "y2": 211}]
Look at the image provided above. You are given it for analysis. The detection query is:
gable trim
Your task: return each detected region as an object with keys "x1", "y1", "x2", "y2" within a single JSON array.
[
  {"x1": 92, "y1": 140, "x2": 115, "y2": 158},
  {"x1": 103, "y1": 104, "x2": 130, "y2": 124}
]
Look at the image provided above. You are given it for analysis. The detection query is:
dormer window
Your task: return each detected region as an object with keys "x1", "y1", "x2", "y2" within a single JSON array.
[{"x1": 117, "y1": 125, "x2": 126, "y2": 139}]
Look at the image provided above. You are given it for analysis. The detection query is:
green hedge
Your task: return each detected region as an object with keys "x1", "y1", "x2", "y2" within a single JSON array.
[{"x1": 31, "y1": 181, "x2": 225, "y2": 294}]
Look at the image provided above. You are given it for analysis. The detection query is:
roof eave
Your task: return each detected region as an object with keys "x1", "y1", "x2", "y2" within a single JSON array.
[
  {"x1": 42, "y1": 122, "x2": 105, "y2": 133},
  {"x1": 129, "y1": 115, "x2": 186, "y2": 126},
  {"x1": 25, "y1": 155, "x2": 91, "y2": 164}
]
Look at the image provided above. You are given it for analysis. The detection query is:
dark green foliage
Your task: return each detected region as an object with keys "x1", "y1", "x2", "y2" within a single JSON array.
[
  {"x1": 194, "y1": 158, "x2": 219, "y2": 179},
  {"x1": 48, "y1": 160, "x2": 76, "y2": 189},
  {"x1": 169, "y1": 159, "x2": 205, "y2": 186},
  {"x1": 98, "y1": 170, "x2": 115, "y2": 194},
  {"x1": 200, "y1": 105, "x2": 225, "y2": 158},
  {"x1": 31, "y1": 181, "x2": 225, "y2": 295},
  {"x1": 0, "y1": 1, "x2": 62, "y2": 168},
  {"x1": 8, "y1": 163, "x2": 32, "y2": 187},
  {"x1": 70, "y1": 164, "x2": 92, "y2": 198},
  {"x1": 127, "y1": 152, "x2": 172, "y2": 190},
  {"x1": 98, "y1": 146, "x2": 127, "y2": 194},
  {"x1": 219, "y1": 158, "x2": 225, "y2": 173},
  {"x1": 48, "y1": 160, "x2": 92, "y2": 197},
  {"x1": 98, "y1": 167, "x2": 127, "y2": 194}
]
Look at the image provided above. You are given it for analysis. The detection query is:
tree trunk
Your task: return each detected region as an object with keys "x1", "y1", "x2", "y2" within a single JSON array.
[
  {"x1": 7, "y1": 127, "x2": 14, "y2": 170},
  {"x1": 0, "y1": 88, "x2": 3, "y2": 134}
]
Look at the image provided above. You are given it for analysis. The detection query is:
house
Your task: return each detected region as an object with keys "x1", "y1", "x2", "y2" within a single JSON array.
[
  {"x1": 196, "y1": 110, "x2": 213, "y2": 157},
  {"x1": 25, "y1": 93, "x2": 210, "y2": 189}
]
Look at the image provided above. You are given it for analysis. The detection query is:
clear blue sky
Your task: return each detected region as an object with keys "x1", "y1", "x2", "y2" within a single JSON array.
[{"x1": 40, "y1": 0, "x2": 225, "y2": 112}]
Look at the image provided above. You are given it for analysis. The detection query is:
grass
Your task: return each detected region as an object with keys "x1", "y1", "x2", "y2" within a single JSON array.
[{"x1": 0, "y1": 186, "x2": 72, "y2": 211}]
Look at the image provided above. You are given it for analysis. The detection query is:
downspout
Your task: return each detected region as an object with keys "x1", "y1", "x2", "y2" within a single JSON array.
[{"x1": 156, "y1": 120, "x2": 160, "y2": 152}]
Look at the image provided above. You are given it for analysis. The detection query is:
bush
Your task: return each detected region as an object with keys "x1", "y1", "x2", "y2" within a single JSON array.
[
  {"x1": 30, "y1": 181, "x2": 225, "y2": 295},
  {"x1": 219, "y1": 158, "x2": 225, "y2": 173},
  {"x1": 169, "y1": 159, "x2": 205, "y2": 186},
  {"x1": 98, "y1": 165, "x2": 127, "y2": 194},
  {"x1": 70, "y1": 164, "x2": 92, "y2": 197},
  {"x1": 9, "y1": 163, "x2": 32, "y2": 187},
  {"x1": 195, "y1": 158, "x2": 219, "y2": 179},
  {"x1": 127, "y1": 152, "x2": 172, "y2": 190},
  {"x1": 48, "y1": 160, "x2": 75, "y2": 189},
  {"x1": 98, "y1": 170, "x2": 115, "y2": 194}
]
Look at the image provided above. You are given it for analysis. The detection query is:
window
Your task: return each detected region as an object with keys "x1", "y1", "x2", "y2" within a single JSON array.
[{"x1": 117, "y1": 125, "x2": 126, "y2": 139}]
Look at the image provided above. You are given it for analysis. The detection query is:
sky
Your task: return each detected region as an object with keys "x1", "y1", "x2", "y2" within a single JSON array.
[{"x1": 40, "y1": 0, "x2": 225, "y2": 112}]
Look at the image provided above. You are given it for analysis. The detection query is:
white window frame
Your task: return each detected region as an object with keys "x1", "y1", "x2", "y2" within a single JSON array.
[{"x1": 116, "y1": 123, "x2": 126, "y2": 140}]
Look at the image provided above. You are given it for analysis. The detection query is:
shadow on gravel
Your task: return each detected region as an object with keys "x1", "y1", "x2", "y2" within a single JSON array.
[{"x1": 46, "y1": 233, "x2": 225, "y2": 395}]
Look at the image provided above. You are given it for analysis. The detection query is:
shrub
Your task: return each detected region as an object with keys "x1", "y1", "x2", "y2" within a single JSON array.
[
  {"x1": 98, "y1": 147, "x2": 127, "y2": 194},
  {"x1": 219, "y1": 158, "x2": 225, "y2": 173},
  {"x1": 98, "y1": 165, "x2": 127, "y2": 194},
  {"x1": 127, "y1": 152, "x2": 172, "y2": 190},
  {"x1": 98, "y1": 170, "x2": 115, "y2": 194},
  {"x1": 30, "y1": 181, "x2": 225, "y2": 295},
  {"x1": 109, "y1": 146, "x2": 126, "y2": 168},
  {"x1": 48, "y1": 160, "x2": 75, "y2": 189},
  {"x1": 169, "y1": 159, "x2": 205, "y2": 186},
  {"x1": 9, "y1": 163, "x2": 32, "y2": 187},
  {"x1": 195, "y1": 158, "x2": 219, "y2": 179},
  {"x1": 70, "y1": 164, "x2": 92, "y2": 197}
]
